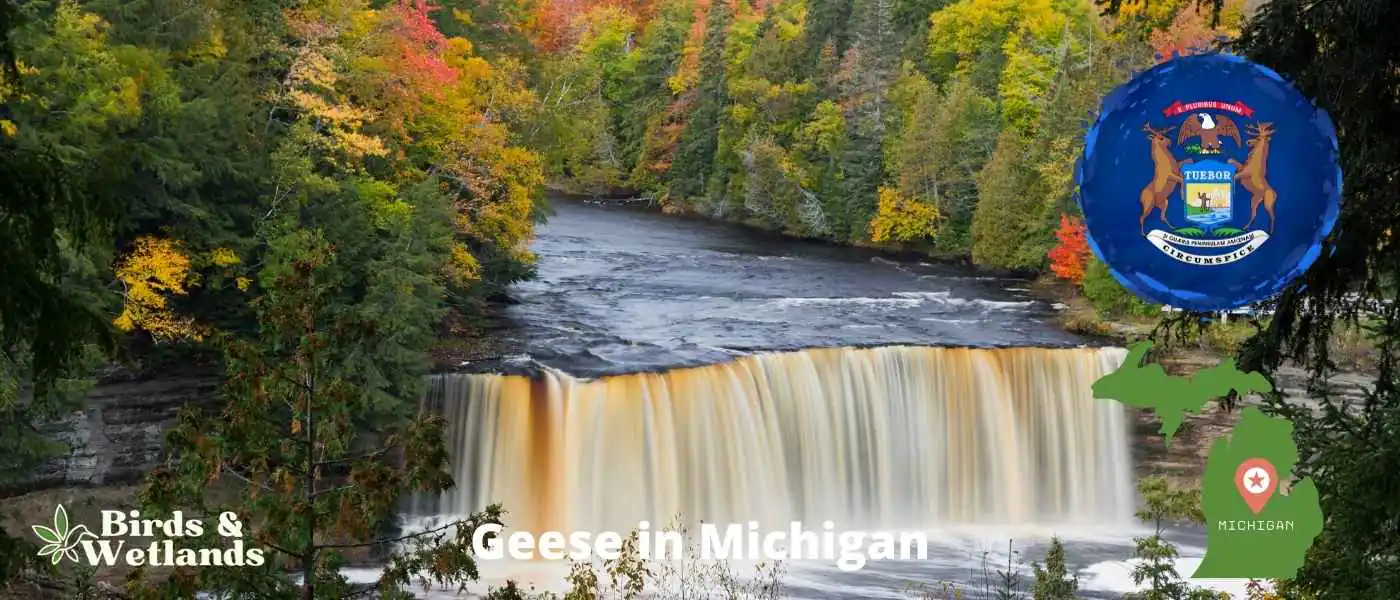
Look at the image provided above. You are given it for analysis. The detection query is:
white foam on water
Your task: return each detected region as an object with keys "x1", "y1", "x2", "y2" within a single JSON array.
[
  {"x1": 329, "y1": 525, "x2": 1266, "y2": 600},
  {"x1": 1080, "y1": 556, "x2": 1266, "y2": 598},
  {"x1": 892, "y1": 291, "x2": 1036, "y2": 310},
  {"x1": 770, "y1": 297, "x2": 924, "y2": 308},
  {"x1": 763, "y1": 291, "x2": 1035, "y2": 312}
]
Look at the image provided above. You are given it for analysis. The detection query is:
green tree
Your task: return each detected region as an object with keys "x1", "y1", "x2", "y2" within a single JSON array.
[
  {"x1": 792, "y1": 99, "x2": 846, "y2": 235},
  {"x1": 740, "y1": 135, "x2": 809, "y2": 233},
  {"x1": 706, "y1": 5, "x2": 766, "y2": 218},
  {"x1": 52, "y1": 0, "x2": 277, "y2": 289},
  {"x1": 2, "y1": 0, "x2": 285, "y2": 351},
  {"x1": 1223, "y1": 0, "x2": 1400, "y2": 596},
  {"x1": 434, "y1": 0, "x2": 536, "y2": 59},
  {"x1": 1125, "y1": 477, "x2": 1221, "y2": 600},
  {"x1": 136, "y1": 226, "x2": 503, "y2": 599},
  {"x1": 2, "y1": 0, "x2": 548, "y2": 590},
  {"x1": 1082, "y1": 258, "x2": 1159, "y2": 319},
  {"x1": 668, "y1": 0, "x2": 733, "y2": 205},
  {"x1": 1, "y1": 0, "x2": 142, "y2": 579},
  {"x1": 887, "y1": 69, "x2": 996, "y2": 253},
  {"x1": 892, "y1": 0, "x2": 951, "y2": 70},
  {"x1": 1026, "y1": 24, "x2": 1153, "y2": 223},
  {"x1": 926, "y1": 0, "x2": 1019, "y2": 94},
  {"x1": 527, "y1": 5, "x2": 636, "y2": 195},
  {"x1": 1087, "y1": 1, "x2": 1400, "y2": 593},
  {"x1": 829, "y1": 0, "x2": 899, "y2": 242},
  {"x1": 802, "y1": 0, "x2": 856, "y2": 74},
  {"x1": 1030, "y1": 536, "x2": 1078, "y2": 600},
  {"x1": 970, "y1": 129, "x2": 1048, "y2": 270},
  {"x1": 616, "y1": 0, "x2": 694, "y2": 177}
]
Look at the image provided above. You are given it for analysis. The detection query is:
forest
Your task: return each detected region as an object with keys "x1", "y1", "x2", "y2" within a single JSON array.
[
  {"x1": 528, "y1": 0, "x2": 1239, "y2": 280},
  {"x1": 520, "y1": 0, "x2": 1259, "y2": 320},
  {"x1": 3, "y1": 0, "x2": 1399, "y2": 598}
]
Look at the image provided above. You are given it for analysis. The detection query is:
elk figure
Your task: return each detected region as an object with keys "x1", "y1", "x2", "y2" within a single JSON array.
[
  {"x1": 1139, "y1": 123, "x2": 1193, "y2": 234},
  {"x1": 1228, "y1": 122, "x2": 1277, "y2": 233}
]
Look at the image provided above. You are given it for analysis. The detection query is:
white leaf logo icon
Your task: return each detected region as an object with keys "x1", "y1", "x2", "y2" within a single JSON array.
[{"x1": 32, "y1": 505, "x2": 96, "y2": 565}]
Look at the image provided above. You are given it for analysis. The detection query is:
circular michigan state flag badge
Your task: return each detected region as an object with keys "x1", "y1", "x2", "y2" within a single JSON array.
[{"x1": 1077, "y1": 54, "x2": 1342, "y2": 311}]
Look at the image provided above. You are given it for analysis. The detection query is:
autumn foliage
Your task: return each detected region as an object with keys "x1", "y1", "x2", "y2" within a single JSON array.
[
  {"x1": 530, "y1": 0, "x2": 658, "y2": 52},
  {"x1": 1148, "y1": 1, "x2": 1244, "y2": 61},
  {"x1": 1048, "y1": 214, "x2": 1091, "y2": 285},
  {"x1": 384, "y1": 0, "x2": 459, "y2": 92},
  {"x1": 869, "y1": 187, "x2": 940, "y2": 244},
  {"x1": 112, "y1": 237, "x2": 202, "y2": 341}
]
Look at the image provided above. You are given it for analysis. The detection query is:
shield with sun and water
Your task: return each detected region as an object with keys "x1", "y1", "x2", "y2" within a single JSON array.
[{"x1": 1181, "y1": 159, "x2": 1237, "y2": 229}]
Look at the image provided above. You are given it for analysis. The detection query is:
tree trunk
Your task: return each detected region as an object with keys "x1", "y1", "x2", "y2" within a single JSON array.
[{"x1": 303, "y1": 370, "x2": 317, "y2": 600}]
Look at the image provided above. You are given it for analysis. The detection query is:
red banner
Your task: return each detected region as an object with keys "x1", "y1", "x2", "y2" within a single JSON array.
[{"x1": 1162, "y1": 100, "x2": 1255, "y2": 118}]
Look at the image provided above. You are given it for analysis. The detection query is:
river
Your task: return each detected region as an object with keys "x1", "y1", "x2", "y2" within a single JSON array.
[
  {"x1": 362, "y1": 198, "x2": 1250, "y2": 599},
  {"x1": 457, "y1": 198, "x2": 1085, "y2": 376}
]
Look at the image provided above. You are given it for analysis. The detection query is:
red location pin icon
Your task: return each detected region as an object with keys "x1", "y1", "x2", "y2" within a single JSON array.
[{"x1": 1236, "y1": 458, "x2": 1279, "y2": 514}]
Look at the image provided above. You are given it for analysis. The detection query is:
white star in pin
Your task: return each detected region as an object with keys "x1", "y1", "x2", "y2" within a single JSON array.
[{"x1": 1242, "y1": 467, "x2": 1271, "y2": 493}]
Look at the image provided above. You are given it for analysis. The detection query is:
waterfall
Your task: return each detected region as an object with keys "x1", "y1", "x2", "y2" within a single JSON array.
[{"x1": 415, "y1": 346, "x2": 1133, "y2": 534}]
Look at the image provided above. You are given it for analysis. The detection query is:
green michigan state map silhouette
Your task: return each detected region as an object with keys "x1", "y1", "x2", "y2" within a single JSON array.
[
  {"x1": 1093, "y1": 341, "x2": 1271, "y2": 446},
  {"x1": 1092, "y1": 341, "x2": 1323, "y2": 579}
]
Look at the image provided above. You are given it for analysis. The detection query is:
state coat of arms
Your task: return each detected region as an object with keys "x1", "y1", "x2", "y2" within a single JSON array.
[
  {"x1": 1077, "y1": 53, "x2": 1341, "y2": 312},
  {"x1": 1138, "y1": 101, "x2": 1277, "y2": 266}
]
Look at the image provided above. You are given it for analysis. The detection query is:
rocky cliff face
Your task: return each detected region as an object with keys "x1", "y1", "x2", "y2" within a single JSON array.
[{"x1": 28, "y1": 375, "x2": 221, "y2": 491}]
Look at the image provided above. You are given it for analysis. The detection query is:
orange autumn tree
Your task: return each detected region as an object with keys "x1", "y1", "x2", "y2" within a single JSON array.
[
  {"x1": 530, "y1": 0, "x2": 656, "y2": 52},
  {"x1": 1147, "y1": 0, "x2": 1246, "y2": 62},
  {"x1": 295, "y1": 0, "x2": 543, "y2": 300},
  {"x1": 1048, "y1": 214, "x2": 1091, "y2": 285},
  {"x1": 408, "y1": 15, "x2": 544, "y2": 297}
]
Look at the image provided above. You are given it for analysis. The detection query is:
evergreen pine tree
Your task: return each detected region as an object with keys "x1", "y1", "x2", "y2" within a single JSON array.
[
  {"x1": 668, "y1": 0, "x2": 733, "y2": 205},
  {"x1": 833, "y1": 0, "x2": 899, "y2": 241},
  {"x1": 801, "y1": 0, "x2": 856, "y2": 75},
  {"x1": 617, "y1": 0, "x2": 694, "y2": 173},
  {"x1": 1125, "y1": 477, "x2": 1219, "y2": 600},
  {"x1": 136, "y1": 217, "x2": 499, "y2": 599},
  {"x1": 970, "y1": 129, "x2": 1047, "y2": 270},
  {"x1": 1030, "y1": 536, "x2": 1079, "y2": 600}
]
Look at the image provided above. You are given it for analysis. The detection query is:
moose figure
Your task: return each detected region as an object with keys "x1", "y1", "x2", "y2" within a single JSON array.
[
  {"x1": 1229, "y1": 122, "x2": 1278, "y2": 233},
  {"x1": 1139, "y1": 123, "x2": 1194, "y2": 234}
]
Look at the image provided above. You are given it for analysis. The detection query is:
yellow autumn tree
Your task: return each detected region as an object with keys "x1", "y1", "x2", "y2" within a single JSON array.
[
  {"x1": 112, "y1": 236, "x2": 203, "y2": 341},
  {"x1": 413, "y1": 37, "x2": 545, "y2": 285},
  {"x1": 281, "y1": 8, "x2": 390, "y2": 164},
  {"x1": 1112, "y1": 0, "x2": 1188, "y2": 30},
  {"x1": 449, "y1": 244, "x2": 483, "y2": 286},
  {"x1": 869, "y1": 187, "x2": 941, "y2": 244}
]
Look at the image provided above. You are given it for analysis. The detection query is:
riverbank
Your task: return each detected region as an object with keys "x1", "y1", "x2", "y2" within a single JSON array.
[{"x1": 568, "y1": 191, "x2": 990, "y2": 270}]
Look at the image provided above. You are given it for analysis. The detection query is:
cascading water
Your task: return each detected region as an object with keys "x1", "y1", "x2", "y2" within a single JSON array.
[{"x1": 414, "y1": 345, "x2": 1134, "y2": 535}]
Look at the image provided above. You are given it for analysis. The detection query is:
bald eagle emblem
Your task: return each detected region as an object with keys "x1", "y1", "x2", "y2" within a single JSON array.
[
  {"x1": 1177, "y1": 112, "x2": 1242, "y2": 154},
  {"x1": 1135, "y1": 103, "x2": 1278, "y2": 267}
]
